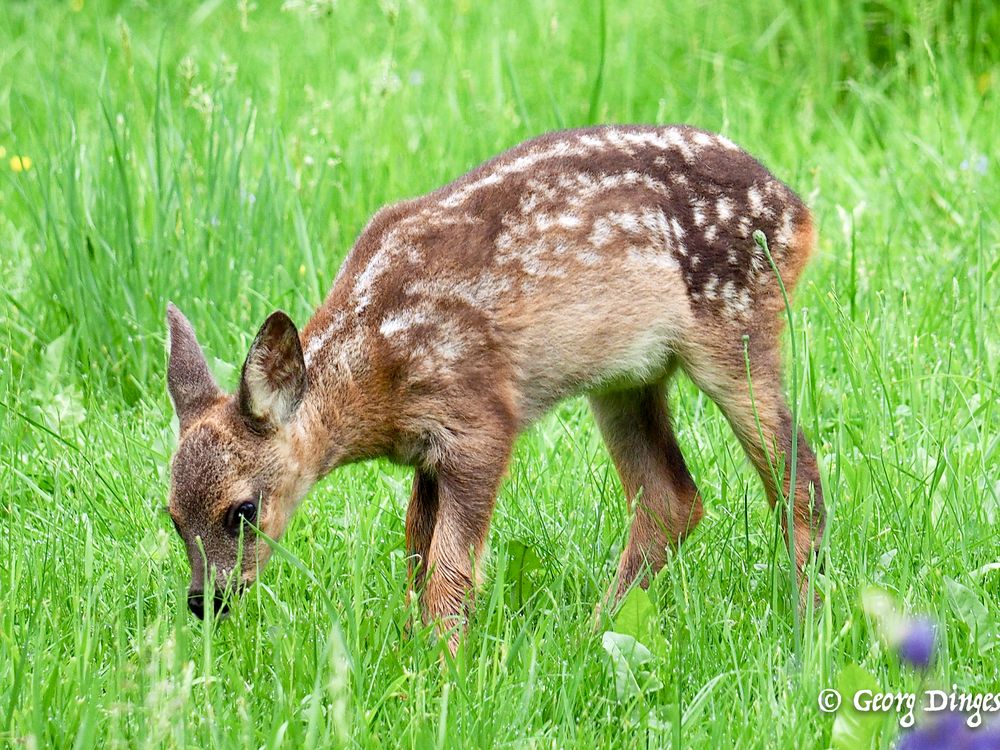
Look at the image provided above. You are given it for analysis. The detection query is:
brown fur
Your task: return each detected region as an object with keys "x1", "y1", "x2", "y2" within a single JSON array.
[{"x1": 166, "y1": 125, "x2": 825, "y2": 652}]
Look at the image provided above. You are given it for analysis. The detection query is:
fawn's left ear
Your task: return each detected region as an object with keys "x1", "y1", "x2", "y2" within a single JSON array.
[
  {"x1": 238, "y1": 311, "x2": 307, "y2": 431},
  {"x1": 167, "y1": 302, "x2": 222, "y2": 432}
]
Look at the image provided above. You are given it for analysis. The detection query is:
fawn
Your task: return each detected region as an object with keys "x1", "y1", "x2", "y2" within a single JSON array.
[{"x1": 166, "y1": 125, "x2": 825, "y2": 651}]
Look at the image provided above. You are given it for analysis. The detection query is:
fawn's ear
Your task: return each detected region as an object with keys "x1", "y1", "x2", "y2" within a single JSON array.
[
  {"x1": 166, "y1": 303, "x2": 221, "y2": 432},
  {"x1": 238, "y1": 311, "x2": 307, "y2": 431}
]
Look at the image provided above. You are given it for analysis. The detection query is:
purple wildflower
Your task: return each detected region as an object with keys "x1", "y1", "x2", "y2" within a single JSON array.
[
  {"x1": 897, "y1": 714, "x2": 1000, "y2": 750},
  {"x1": 897, "y1": 618, "x2": 936, "y2": 669},
  {"x1": 968, "y1": 724, "x2": 1000, "y2": 750},
  {"x1": 898, "y1": 712, "x2": 967, "y2": 750}
]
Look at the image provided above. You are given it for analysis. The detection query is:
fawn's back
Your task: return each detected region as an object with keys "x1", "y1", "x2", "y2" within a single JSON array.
[{"x1": 303, "y1": 125, "x2": 814, "y2": 427}]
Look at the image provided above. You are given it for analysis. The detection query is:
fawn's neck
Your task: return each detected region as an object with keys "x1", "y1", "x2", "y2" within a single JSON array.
[{"x1": 290, "y1": 307, "x2": 396, "y2": 480}]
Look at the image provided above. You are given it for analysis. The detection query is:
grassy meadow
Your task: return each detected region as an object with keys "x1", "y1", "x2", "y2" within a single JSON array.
[{"x1": 1, "y1": 0, "x2": 998, "y2": 747}]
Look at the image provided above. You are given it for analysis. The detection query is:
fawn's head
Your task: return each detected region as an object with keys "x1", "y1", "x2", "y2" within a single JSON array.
[{"x1": 165, "y1": 304, "x2": 311, "y2": 620}]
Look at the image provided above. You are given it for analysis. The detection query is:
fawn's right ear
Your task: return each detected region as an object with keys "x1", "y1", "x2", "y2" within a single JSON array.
[{"x1": 166, "y1": 303, "x2": 221, "y2": 432}]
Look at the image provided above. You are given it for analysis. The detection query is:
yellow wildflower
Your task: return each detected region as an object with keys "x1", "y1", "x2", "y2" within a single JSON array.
[
  {"x1": 10, "y1": 155, "x2": 33, "y2": 172},
  {"x1": 71, "y1": 0, "x2": 84, "y2": 11}
]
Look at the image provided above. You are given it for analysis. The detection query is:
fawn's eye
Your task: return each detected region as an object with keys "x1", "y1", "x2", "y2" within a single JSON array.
[{"x1": 228, "y1": 501, "x2": 257, "y2": 532}]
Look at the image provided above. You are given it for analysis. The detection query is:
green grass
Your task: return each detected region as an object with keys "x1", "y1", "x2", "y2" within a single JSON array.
[{"x1": 1, "y1": 0, "x2": 998, "y2": 747}]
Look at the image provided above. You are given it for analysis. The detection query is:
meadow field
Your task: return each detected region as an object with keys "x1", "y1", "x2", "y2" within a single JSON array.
[{"x1": 1, "y1": 0, "x2": 998, "y2": 747}]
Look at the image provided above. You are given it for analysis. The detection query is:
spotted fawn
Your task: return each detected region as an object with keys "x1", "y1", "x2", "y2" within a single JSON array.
[{"x1": 166, "y1": 125, "x2": 825, "y2": 651}]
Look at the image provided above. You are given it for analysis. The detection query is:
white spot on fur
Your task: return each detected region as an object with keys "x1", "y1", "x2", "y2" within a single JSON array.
[
  {"x1": 723, "y1": 282, "x2": 753, "y2": 320},
  {"x1": 440, "y1": 138, "x2": 591, "y2": 208},
  {"x1": 405, "y1": 274, "x2": 512, "y2": 308},
  {"x1": 604, "y1": 128, "x2": 633, "y2": 154},
  {"x1": 722, "y1": 280, "x2": 738, "y2": 306},
  {"x1": 609, "y1": 211, "x2": 641, "y2": 234},
  {"x1": 691, "y1": 131, "x2": 714, "y2": 147},
  {"x1": 704, "y1": 276, "x2": 719, "y2": 300},
  {"x1": 717, "y1": 134, "x2": 739, "y2": 150},
  {"x1": 716, "y1": 197, "x2": 734, "y2": 223},
  {"x1": 704, "y1": 225, "x2": 719, "y2": 244},
  {"x1": 776, "y1": 209, "x2": 795, "y2": 246},
  {"x1": 557, "y1": 213, "x2": 583, "y2": 229},
  {"x1": 737, "y1": 288, "x2": 752, "y2": 313},
  {"x1": 379, "y1": 310, "x2": 429, "y2": 339},
  {"x1": 637, "y1": 207, "x2": 670, "y2": 245},
  {"x1": 662, "y1": 129, "x2": 696, "y2": 160},
  {"x1": 667, "y1": 216, "x2": 687, "y2": 256},
  {"x1": 303, "y1": 312, "x2": 346, "y2": 366},
  {"x1": 691, "y1": 198, "x2": 707, "y2": 227},
  {"x1": 618, "y1": 127, "x2": 698, "y2": 161},
  {"x1": 589, "y1": 217, "x2": 614, "y2": 247},
  {"x1": 747, "y1": 186, "x2": 764, "y2": 215},
  {"x1": 353, "y1": 229, "x2": 414, "y2": 315}
]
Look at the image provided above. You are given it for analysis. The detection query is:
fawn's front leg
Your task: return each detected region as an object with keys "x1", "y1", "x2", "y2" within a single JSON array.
[{"x1": 421, "y1": 426, "x2": 514, "y2": 656}]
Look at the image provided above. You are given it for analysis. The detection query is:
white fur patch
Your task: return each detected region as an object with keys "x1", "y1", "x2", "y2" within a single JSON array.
[
  {"x1": 691, "y1": 198, "x2": 707, "y2": 227},
  {"x1": 303, "y1": 313, "x2": 344, "y2": 366},
  {"x1": 588, "y1": 217, "x2": 614, "y2": 248},
  {"x1": 610, "y1": 211, "x2": 641, "y2": 234},
  {"x1": 704, "y1": 276, "x2": 719, "y2": 300},
  {"x1": 379, "y1": 310, "x2": 429, "y2": 338},
  {"x1": 352, "y1": 231, "x2": 404, "y2": 314},
  {"x1": 716, "y1": 197, "x2": 734, "y2": 223},
  {"x1": 716, "y1": 134, "x2": 739, "y2": 150},
  {"x1": 557, "y1": 213, "x2": 583, "y2": 229},
  {"x1": 691, "y1": 131, "x2": 714, "y2": 147},
  {"x1": 776, "y1": 209, "x2": 795, "y2": 246},
  {"x1": 439, "y1": 139, "x2": 590, "y2": 208}
]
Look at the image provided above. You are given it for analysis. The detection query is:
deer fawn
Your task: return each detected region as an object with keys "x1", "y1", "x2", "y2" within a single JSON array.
[{"x1": 166, "y1": 125, "x2": 825, "y2": 652}]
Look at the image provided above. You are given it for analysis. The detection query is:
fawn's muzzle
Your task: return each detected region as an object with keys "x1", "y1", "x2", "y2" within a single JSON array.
[{"x1": 187, "y1": 589, "x2": 231, "y2": 620}]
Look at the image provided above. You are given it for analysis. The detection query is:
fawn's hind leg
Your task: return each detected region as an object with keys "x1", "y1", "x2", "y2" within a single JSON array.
[
  {"x1": 405, "y1": 469, "x2": 439, "y2": 592},
  {"x1": 589, "y1": 380, "x2": 704, "y2": 607},
  {"x1": 682, "y1": 340, "x2": 825, "y2": 594}
]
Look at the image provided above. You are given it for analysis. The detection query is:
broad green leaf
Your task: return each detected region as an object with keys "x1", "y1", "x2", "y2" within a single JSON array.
[
  {"x1": 945, "y1": 577, "x2": 997, "y2": 655},
  {"x1": 612, "y1": 586, "x2": 668, "y2": 658},
  {"x1": 41, "y1": 328, "x2": 73, "y2": 380},
  {"x1": 31, "y1": 330, "x2": 87, "y2": 431},
  {"x1": 601, "y1": 631, "x2": 663, "y2": 702},
  {"x1": 831, "y1": 663, "x2": 882, "y2": 750}
]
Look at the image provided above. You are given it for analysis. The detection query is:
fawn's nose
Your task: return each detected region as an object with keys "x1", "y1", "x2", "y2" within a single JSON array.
[{"x1": 187, "y1": 590, "x2": 230, "y2": 620}]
